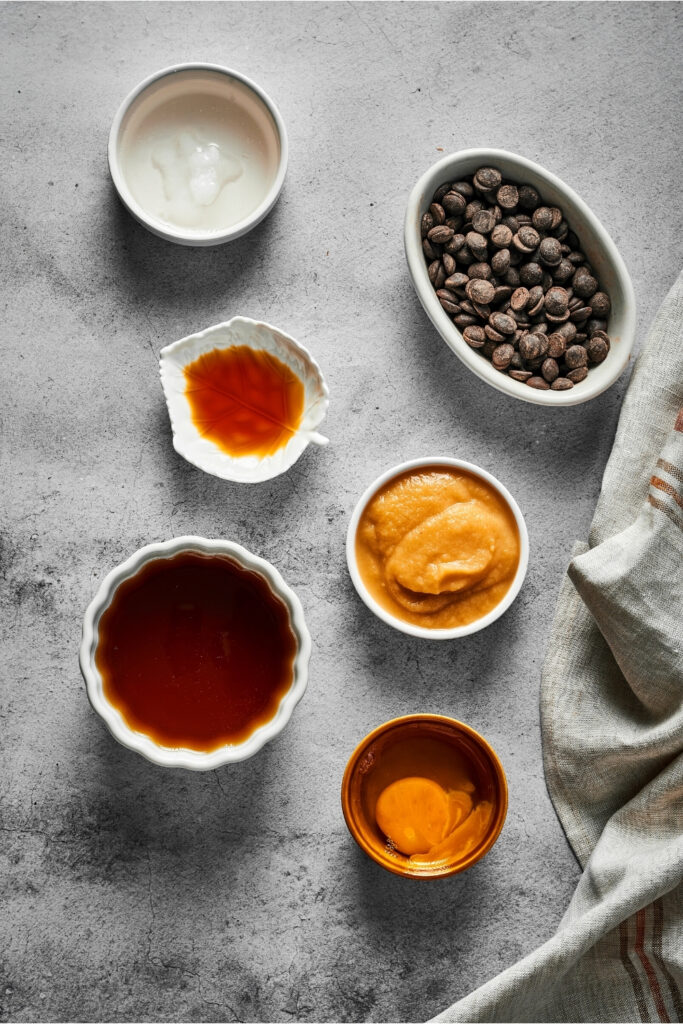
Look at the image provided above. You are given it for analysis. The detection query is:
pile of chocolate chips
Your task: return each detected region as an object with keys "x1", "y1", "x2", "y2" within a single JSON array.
[{"x1": 422, "y1": 167, "x2": 612, "y2": 390}]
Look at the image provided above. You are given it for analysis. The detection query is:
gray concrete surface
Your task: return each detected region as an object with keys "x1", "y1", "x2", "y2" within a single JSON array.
[{"x1": 1, "y1": 3, "x2": 682, "y2": 1022}]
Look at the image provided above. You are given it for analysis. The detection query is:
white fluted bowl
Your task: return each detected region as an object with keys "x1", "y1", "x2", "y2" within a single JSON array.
[{"x1": 79, "y1": 537, "x2": 311, "y2": 769}]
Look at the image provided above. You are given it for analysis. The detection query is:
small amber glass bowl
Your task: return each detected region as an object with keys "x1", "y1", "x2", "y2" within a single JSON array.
[{"x1": 341, "y1": 715, "x2": 508, "y2": 879}]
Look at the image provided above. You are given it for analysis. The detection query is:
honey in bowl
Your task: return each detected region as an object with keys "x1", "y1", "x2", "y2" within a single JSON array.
[
  {"x1": 183, "y1": 345, "x2": 304, "y2": 458},
  {"x1": 95, "y1": 551, "x2": 297, "y2": 751},
  {"x1": 342, "y1": 716, "x2": 507, "y2": 878},
  {"x1": 355, "y1": 465, "x2": 521, "y2": 629}
]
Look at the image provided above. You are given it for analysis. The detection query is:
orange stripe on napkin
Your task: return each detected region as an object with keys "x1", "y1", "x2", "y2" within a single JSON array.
[
  {"x1": 652, "y1": 899, "x2": 683, "y2": 1022},
  {"x1": 635, "y1": 908, "x2": 670, "y2": 1022},
  {"x1": 620, "y1": 917, "x2": 650, "y2": 1022},
  {"x1": 656, "y1": 459, "x2": 683, "y2": 485},
  {"x1": 647, "y1": 495, "x2": 683, "y2": 529},
  {"x1": 650, "y1": 477, "x2": 683, "y2": 510}
]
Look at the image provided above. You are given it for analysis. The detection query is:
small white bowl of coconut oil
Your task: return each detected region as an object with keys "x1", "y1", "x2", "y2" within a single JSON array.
[{"x1": 109, "y1": 63, "x2": 288, "y2": 246}]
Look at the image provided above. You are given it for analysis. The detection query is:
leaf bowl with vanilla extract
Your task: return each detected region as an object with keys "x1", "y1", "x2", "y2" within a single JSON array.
[{"x1": 159, "y1": 316, "x2": 329, "y2": 483}]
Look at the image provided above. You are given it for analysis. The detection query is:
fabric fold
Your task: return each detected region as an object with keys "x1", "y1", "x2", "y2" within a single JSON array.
[{"x1": 432, "y1": 275, "x2": 683, "y2": 1023}]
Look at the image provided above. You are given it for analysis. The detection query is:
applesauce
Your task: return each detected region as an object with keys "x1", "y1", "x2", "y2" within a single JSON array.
[{"x1": 355, "y1": 465, "x2": 520, "y2": 629}]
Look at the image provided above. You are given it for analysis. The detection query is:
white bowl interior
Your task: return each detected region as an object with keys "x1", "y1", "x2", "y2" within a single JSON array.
[
  {"x1": 79, "y1": 537, "x2": 311, "y2": 769},
  {"x1": 405, "y1": 149, "x2": 636, "y2": 407},
  {"x1": 159, "y1": 317, "x2": 329, "y2": 483},
  {"x1": 109, "y1": 64, "x2": 287, "y2": 246},
  {"x1": 346, "y1": 458, "x2": 529, "y2": 640}
]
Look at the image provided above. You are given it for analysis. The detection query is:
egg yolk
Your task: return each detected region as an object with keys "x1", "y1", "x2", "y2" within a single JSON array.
[{"x1": 375, "y1": 776, "x2": 473, "y2": 856}]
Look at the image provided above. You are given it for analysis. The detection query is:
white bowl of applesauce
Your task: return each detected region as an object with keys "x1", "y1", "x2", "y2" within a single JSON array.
[
  {"x1": 108, "y1": 63, "x2": 288, "y2": 246},
  {"x1": 346, "y1": 457, "x2": 529, "y2": 640}
]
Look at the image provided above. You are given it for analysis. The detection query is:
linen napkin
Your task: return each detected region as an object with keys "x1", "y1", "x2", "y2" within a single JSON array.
[{"x1": 433, "y1": 271, "x2": 683, "y2": 1023}]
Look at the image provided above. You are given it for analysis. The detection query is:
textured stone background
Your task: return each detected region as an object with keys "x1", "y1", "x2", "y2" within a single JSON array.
[{"x1": 1, "y1": 3, "x2": 682, "y2": 1022}]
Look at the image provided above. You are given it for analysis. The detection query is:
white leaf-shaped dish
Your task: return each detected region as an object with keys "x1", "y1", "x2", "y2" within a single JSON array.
[{"x1": 159, "y1": 317, "x2": 329, "y2": 483}]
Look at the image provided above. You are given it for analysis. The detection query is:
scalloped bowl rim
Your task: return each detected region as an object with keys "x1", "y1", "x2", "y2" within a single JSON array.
[
  {"x1": 107, "y1": 62, "x2": 289, "y2": 247},
  {"x1": 159, "y1": 316, "x2": 330, "y2": 483},
  {"x1": 404, "y1": 148, "x2": 636, "y2": 407},
  {"x1": 79, "y1": 536, "x2": 311, "y2": 769},
  {"x1": 346, "y1": 457, "x2": 529, "y2": 640}
]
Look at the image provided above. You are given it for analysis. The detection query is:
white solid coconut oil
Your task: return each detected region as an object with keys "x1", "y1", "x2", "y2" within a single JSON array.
[{"x1": 119, "y1": 71, "x2": 281, "y2": 233}]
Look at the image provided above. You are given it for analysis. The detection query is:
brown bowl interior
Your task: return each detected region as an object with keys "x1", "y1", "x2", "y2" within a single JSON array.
[{"x1": 341, "y1": 715, "x2": 508, "y2": 879}]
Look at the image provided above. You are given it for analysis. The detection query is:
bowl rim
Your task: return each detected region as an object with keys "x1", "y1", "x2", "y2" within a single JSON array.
[
  {"x1": 108, "y1": 62, "x2": 289, "y2": 247},
  {"x1": 404, "y1": 147, "x2": 636, "y2": 407},
  {"x1": 79, "y1": 536, "x2": 311, "y2": 769},
  {"x1": 346, "y1": 456, "x2": 529, "y2": 639},
  {"x1": 340, "y1": 713, "x2": 509, "y2": 879},
  {"x1": 158, "y1": 315, "x2": 330, "y2": 483}
]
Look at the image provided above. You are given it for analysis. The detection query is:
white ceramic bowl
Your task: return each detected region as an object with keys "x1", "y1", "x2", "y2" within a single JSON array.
[
  {"x1": 405, "y1": 149, "x2": 636, "y2": 406},
  {"x1": 108, "y1": 63, "x2": 288, "y2": 246},
  {"x1": 159, "y1": 316, "x2": 329, "y2": 483},
  {"x1": 79, "y1": 537, "x2": 311, "y2": 769},
  {"x1": 346, "y1": 457, "x2": 529, "y2": 640}
]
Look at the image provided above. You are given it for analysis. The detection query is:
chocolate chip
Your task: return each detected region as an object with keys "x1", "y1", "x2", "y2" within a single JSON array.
[
  {"x1": 491, "y1": 249, "x2": 511, "y2": 276},
  {"x1": 463, "y1": 325, "x2": 486, "y2": 348},
  {"x1": 445, "y1": 272, "x2": 469, "y2": 290},
  {"x1": 519, "y1": 262, "x2": 544, "y2": 287},
  {"x1": 492, "y1": 343, "x2": 515, "y2": 369},
  {"x1": 513, "y1": 225, "x2": 541, "y2": 253},
  {"x1": 466, "y1": 231, "x2": 489, "y2": 261},
  {"x1": 546, "y1": 332, "x2": 567, "y2": 359},
  {"x1": 497, "y1": 184, "x2": 519, "y2": 210},
  {"x1": 471, "y1": 209, "x2": 497, "y2": 235},
  {"x1": 517, "y1": 185, "x2": 540, "y2": 210},
  {"x1": 473, "y1": 167, "x2": 502, "y2": 193},
  {"x1": 572, "y1": 271, "x2": 598, "y2": 299},
  {"x1": 488, "y1": 225, "x2": 511, "y2": 250},
  {"x1": 452, "y1": 181, "x2": 474, "y2": 199},
  {"x1": 539, "y1": 237, "x2": 562, "y2": 266},
  {"x1": 428, "y1": 225, "x2": 454, "y2": 244},
  {"x1": 489, "y1": 312, "x2": 516, "y2": 335},
  {"x1": 442, "y1": 191, "x2": 467, "y2": 216},
  {"x1": 565, "y1": 344, "x2": 588, "y2": 369},
  {"x1": 532, "y1": 207, "x2": 554, "y2": 231},
  {"x1": 510, "y1": 287, "x2": 530, "y2": 312},
  {"x1": 444, "y1": 233, "x2": 466, "y2": 254},
  {"x1": 436, "y1": 290, "x2": 461, "y2": 315},
  {"x1": 429, "y1": 203, "x2": 446, "y2": 224},
  {"x1": 466, "y1": 278, "x2": 496, "y2": 304},
  {"x1": 519, "y1": 332, "x2": 544, "y2": 361},
  {"x1": 527, "y1": 286, "x2": 545, "y2": 316},
  {"x1": 485, "y1": 324, "x2": 506, "y2": 343},
  {"x1": 569, "y1": 305, "x2": 592, "y2": 322},
  {"x1": 544, "y1": 287, "x2": 569, "y2": 315},
  {"x1": 553, "y1": 258, "x2": 574, "y2": 282},
  {"x1": 589, "y1": 292, "x2": 611, "y2": 317},
  {"x1": 541, "y1": 357, "x2": 560, "y2": 382},
  {"x1": 586, "y1": 333, "x2": 610, "y2": 363}
]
